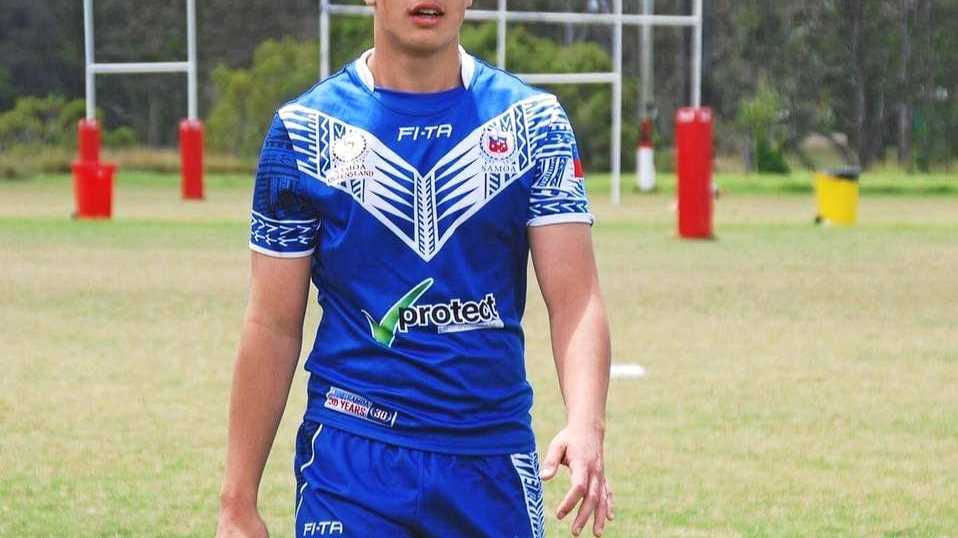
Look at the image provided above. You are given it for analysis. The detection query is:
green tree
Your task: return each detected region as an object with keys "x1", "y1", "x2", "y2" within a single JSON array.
[
  {"x1": 206, "y1": 16, "x2": 373, "y2": 156},
  {"x1": 207, "y1": 38, "x2": 321, "y2": 156}
]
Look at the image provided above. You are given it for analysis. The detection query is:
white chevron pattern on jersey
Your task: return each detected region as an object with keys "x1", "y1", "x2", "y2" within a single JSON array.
[
  {"x1": 510, "y1": 451, "x2": 546, "y2": 538},
  {"x1": 277, "y1": 94, "x2": 562, "y2": 262}
]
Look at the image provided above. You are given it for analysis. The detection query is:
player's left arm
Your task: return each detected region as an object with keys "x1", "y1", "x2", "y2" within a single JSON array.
[{"x1": 530, "y1": 222, "x2": 613, "y2": 537}]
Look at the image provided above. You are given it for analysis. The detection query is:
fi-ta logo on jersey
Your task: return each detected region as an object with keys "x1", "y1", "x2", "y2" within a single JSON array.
[
  {"x1": 397, "y1": 124, "x2": 453, "y2": 142},
  {"x1": 362, "y1": 278, "x2": 504, "y2": 347}
]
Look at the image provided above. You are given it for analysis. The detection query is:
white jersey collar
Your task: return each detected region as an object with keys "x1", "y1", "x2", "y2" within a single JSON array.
[{"x1": 355, "y1": 46, "x2": 476, "y2": 92}]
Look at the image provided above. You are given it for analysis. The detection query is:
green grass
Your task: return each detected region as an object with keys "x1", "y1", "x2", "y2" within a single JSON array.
[
  {"x1": 586, "y1": 170, "x2": 958, "y2": 197},
  {"x1": 1, "y1": 172, "x2": 957, "y2": 537}
]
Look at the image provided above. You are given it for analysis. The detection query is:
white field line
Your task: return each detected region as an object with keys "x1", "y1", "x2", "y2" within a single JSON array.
[{"x1": 610, "y1": 363, "x2": 646, "y2": 379}]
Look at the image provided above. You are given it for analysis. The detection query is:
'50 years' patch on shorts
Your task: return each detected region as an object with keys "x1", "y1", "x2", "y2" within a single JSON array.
[{"x1": 293, "y1": 419, "x2": 545, "y2": 537}]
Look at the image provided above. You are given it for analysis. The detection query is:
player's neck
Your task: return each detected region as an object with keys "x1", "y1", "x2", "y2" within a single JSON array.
[{"x1": 366, "y1": 40, "x2": 462, "y2": 93}]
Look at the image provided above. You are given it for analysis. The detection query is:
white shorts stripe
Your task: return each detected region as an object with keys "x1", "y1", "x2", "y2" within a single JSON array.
[
  {"x1": 510, "y1": 451, "x2": 545, "y2": 538},
  {"x1": 294, "y1": 424, "x2": 324, "y2": 524}
]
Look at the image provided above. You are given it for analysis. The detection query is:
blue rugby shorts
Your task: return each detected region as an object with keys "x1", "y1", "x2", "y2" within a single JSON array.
[{"x1": 293, "y1": 419, "x2": 545, "y2": 537}]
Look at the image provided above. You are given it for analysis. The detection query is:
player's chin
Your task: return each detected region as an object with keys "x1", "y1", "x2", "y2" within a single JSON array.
[{"x1": 397, "y1": 31, "x2": 459, "y2": 56}]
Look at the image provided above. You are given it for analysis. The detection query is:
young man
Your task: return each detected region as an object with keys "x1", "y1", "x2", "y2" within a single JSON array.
[{"x1": 216, "y1": 1, "x2": 612, "y2": 537}]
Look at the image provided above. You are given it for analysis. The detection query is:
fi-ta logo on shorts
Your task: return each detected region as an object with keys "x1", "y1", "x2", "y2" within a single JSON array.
[
  {"x1": 303, "y1": 521, "x2": 344, "y2": 535},
  {"x1": 362, "y1": 278, "x2": 504, "y2": 347}
]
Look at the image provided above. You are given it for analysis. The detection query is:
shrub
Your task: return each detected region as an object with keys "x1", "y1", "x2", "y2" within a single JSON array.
[
  {"x1": 755, "y1": 138, "x2": 790, "y2": 174},
  {"x1": 0, "y1": 95, "x2": 85, "y2": 150},
  {"x1": 737, "y1": 79, "x2": 790, "y2": 174},
  {"x1": 0, "y1": 144, "x2": 73, "y2": 180},
  {"x1": 103, "y1": 126, "x2": 137, "y2": 148}
]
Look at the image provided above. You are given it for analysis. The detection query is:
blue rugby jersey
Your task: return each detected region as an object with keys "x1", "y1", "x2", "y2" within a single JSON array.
[{"x1": 249, "y1": 47, "x2": 593, "y2": 455}]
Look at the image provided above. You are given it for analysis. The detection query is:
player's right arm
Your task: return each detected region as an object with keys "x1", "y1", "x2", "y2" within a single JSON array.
[
  {"x1": 217, "y1": 113, "x2": 321, "y2": 537},
  {"x1": 216, "y1": 252, "x2": 311, "y2": 538}
]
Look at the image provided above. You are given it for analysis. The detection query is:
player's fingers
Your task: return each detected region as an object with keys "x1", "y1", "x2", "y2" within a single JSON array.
[
  {"x1": 570, "y1": 474, "x2": 601, "y2": 537},
  {"x1": 539, "y1": 435, "x2": 566, "y2": 480},
  {"x1": 592, "y1": 478, "x2": 609, "y2": 537},
  {"x1": 555, "y1": 461, "x2": 589, "y2": 520}
]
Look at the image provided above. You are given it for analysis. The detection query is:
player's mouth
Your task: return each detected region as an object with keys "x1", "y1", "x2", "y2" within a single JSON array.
[{"x1": 408, "y1": 2, "x2": 445, "y2": 27}]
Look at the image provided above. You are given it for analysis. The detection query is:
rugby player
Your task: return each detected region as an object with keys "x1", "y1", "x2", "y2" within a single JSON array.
[{"x1": 216, "y1": 1, "x2": 612, "y2": 536}]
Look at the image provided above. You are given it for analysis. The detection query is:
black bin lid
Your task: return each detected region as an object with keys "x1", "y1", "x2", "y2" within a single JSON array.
[{"x1": 823, "y1": 166, "x2": 862, "y2": 181}]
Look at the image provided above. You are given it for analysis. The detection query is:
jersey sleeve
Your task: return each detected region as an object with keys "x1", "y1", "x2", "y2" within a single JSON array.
[
  {"x1": 527, "y1": 99, "x2": 595, "y2": 227},
  {"x1": 249, "y1": 113, "x2": 321, "y2": 258}
]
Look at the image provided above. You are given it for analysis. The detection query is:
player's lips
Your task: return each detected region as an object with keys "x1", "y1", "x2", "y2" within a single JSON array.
[{"x1": 408, "y1": 2, "x2": 444, "y2": 27}]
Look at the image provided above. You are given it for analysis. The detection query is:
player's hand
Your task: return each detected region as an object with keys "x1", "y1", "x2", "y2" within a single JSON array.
[
  {"x1": 540, "y1": 424, "x2": 614, "y2": 537},
  {"x1": 215, "y1": 504, "x2": 269, "y2": 538}
]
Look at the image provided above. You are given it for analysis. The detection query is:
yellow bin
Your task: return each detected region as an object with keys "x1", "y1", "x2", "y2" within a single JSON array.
[{"x1": 815, "y1": 167, "x2": 860, "y2": 225}]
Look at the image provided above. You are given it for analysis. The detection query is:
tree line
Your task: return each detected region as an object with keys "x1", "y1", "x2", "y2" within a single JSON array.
[{"x1": 2, "y1": 0, "x2": 956, "y2": 172}]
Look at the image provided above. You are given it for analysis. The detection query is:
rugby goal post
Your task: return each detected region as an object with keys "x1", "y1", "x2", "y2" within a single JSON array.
[
  {"x1": 319, "y1": 0, "x2": 705, "y2": 205},
  {"x1": 81, "y1": 0, "x2": 203, "y2": 201}
]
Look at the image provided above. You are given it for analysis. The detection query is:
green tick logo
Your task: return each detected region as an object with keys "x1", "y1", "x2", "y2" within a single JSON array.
[{"x1": 362, "y1": 278, "x2": 435, "y2": 347}]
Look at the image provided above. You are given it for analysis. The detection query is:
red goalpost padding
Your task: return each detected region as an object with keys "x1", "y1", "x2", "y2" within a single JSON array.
[
  {"x1": 675, "y1": 107, "x2": 714, "y2": 239},
  {"x1": 179, "y1": 119, "x2": 204, "y2": 200},
  {"x1": 72, "y1": 118, "x2": 115, "y2": 219}
]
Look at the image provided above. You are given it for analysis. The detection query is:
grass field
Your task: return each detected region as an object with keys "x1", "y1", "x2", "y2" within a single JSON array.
[{"x1": 1, "y1": 171, "x2": 956, "y2": 537}]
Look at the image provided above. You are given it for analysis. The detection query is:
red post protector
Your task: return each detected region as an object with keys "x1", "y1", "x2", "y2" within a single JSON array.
[
  {"x1": 179, "y1": 119, "x2": 204, "y2": 200},
  {"x1": 640, "y1": 118, "x2": 654, "y2": 149},
  {"x1": 675, "y1": 107, "x2": 714, "y2": 239},
  {"x1": 72, "y1": 161, "x2": 114, "y2": 219},
  {"x1": 77, "y1": 119, "x2": 101, "y2": 163}
]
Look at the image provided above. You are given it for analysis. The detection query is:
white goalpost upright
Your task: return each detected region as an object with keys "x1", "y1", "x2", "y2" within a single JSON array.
[
  {"x1": 81, "y1": 0, "x2": 204, "y2": 201},
  {"x1": 83, "y1": 0, "x2": 199, "y2": 122},
  {"x1": 637, "y1": 0, "x2": 656, "y2": 192},
  {"x1": 319, "y1": 0, "x2": 704, "y2": 205}
]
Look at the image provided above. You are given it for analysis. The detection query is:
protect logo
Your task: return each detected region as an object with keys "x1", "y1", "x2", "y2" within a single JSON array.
[
  {"x1": 362, "y1": 278, "x2": 435, "y2": 347},
  {"x1": 398, "y1": 294, "x2": 503, "y2": 335},
  {"x1": 362, "y1": 278, "x2": 503, "y2": 347}
]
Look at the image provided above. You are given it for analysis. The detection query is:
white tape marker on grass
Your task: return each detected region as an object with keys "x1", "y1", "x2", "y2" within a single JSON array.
[{"x1": 610, "y1": 363, "x2": 646, "y2": 379}]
